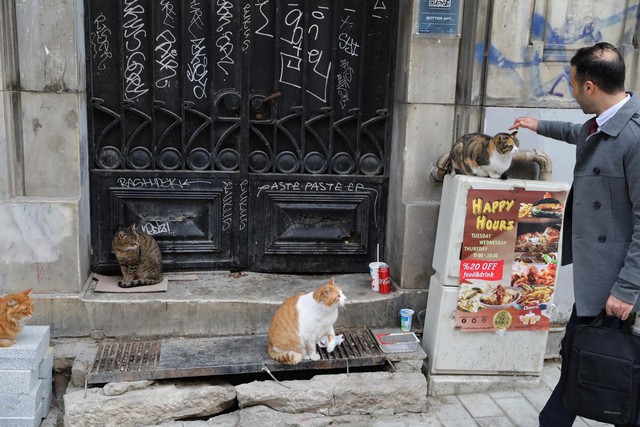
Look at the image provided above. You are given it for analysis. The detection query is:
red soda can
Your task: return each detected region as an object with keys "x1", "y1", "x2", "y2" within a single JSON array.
[{"x1": 379, "y1": 266, "x2": 390, "y2": 294}]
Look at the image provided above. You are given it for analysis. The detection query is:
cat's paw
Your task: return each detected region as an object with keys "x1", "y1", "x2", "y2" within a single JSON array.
[
  {"x1": 309, "y1": 352, "x2": 321, "y2": 361},
  {"x1": 499, "y1": 172, "x2": 509, "y2": 180},
  {"x1": 0, "y1": 338, "x2": 16, "y2": 348},
  {"x1": 117, "y1": 281, "x2": 132, "y2": 288},
  {"x1": 326, "y1": 341, "x2": 336, "y2": 353}
]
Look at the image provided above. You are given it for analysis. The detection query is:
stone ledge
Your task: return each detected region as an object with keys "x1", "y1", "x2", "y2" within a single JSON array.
[
  {"x1": 63, "y1": 371, "x2": 429, "y2": 426},
  {"x1": 427, "y1": 372, "x2": 542, "y2": 396}
]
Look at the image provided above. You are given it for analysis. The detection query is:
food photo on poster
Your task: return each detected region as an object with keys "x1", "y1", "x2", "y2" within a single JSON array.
[{"x1": 455, "y1": 188, "x2": 567, "y2": 332}]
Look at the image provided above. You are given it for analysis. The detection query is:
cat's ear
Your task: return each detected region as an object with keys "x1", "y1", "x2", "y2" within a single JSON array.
[
  {"x1": 328, "y1": 277, "x2": 335, "y2": 286},
  {"x1": 7, "y1": 298, "x2": 17, "y2": 307},
  {"x1": 23, "y1": 289, "x2": 32, "y2": 296},
  {"x1": 129, "y1": 224, "x2": 136, "y2": 232},
  {"x1": 510, "y1": 131, "x2": 518, "y2": 137}
]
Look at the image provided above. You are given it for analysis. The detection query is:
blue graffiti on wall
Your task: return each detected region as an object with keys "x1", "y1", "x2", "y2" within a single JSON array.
[{"x1": 476, "y1": 5, "x2": 639, "y2": 98}]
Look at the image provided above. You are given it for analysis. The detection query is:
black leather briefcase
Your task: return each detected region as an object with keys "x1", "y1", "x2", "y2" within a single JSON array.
[{"x1": 562, "y1": 311, "x2": 640, "y2": 426}]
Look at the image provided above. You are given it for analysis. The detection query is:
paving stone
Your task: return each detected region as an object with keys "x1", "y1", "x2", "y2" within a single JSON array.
[
  {"x1": 520, "y1": 386, "x2": 553, "y2": 412},
  {"x1": 476, "y1": 416, "x2": 515, "y2": 427},
  {"x1": 538, "y1": 360, "x2": 561, "y2": 389},
  {"x1": 429, "y1": 395, "x2": 477, "y2": 426},
  {"x1": 492, "y1": 395, "x2": 540, "y2": 427},
  {"x1": 579, "y1": 418, "x2": 614, "y2": 426},
  {"x1": 572, "y1": 417, "x2": 594, "y2": 426},
  {"x1": 488, "y1": 390, "x2": 525, "y2": 399},
  {"x1": 458, "y1": 393, "x2": 505, "y2": 418}
]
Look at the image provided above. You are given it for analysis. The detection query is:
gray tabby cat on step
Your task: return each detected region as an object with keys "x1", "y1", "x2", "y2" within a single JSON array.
[
  {"x1": 112, "y1": 224, "x2": 163, "y2": 288},
  {"x1": 432, "y1": 131, "x2": 519, "y2": 181}
]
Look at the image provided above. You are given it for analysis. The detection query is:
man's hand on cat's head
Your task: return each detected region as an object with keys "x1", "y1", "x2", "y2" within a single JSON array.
[{"x1": 509, "y1": 117, "x2": 539, "y2": 133}]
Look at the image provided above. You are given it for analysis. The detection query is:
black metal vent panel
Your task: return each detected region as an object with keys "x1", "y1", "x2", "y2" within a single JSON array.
[
  {"x1": 87, "y1": 329, "x2": 385, "y2": 384},
  {"x1": 262, "y1": 193, "x2": 370, "y2": 254},
  {"x1": 91, "y1": 171, "x2": 239, "y2": 273},
  {"x1": 250, "y1": 175, "x2": 387, "y2": 272}
]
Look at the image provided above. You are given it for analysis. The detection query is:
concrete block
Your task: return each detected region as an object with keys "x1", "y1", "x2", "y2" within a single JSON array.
[
  {"x1": 15, "y1": 0, "x2": 84, "y2": 92},
  {"x1": 399, "y1": 202, "x2": 439, "y2": 289},
  {"x1": 401, "y1": 103, "x2": 456, "y2": 201},
  {"x1": 0, "y1": 326, "x2": 50, "y2": 370},
  {"x1": 406, "y1": 37, "x2": 459, "y2": 104},
  {"x1": 0, "y1": 401, "x2": 43, "y2": 427},
  {"x1": 0, "y1": 201, "x2": 86, "y2": 293},
  {"x1": 42, "y1": 383, "x2": 53, "y2": 419},
  {"x1": 39, "y1": 347, "x2": 54, "y2": 379},
  {"x1": 0, "y1": 415, "x2": 41, "y2": 427},
  {"x1": 21, "y1": 92, "x2": 84, "y2": 197},
  {"x1": 0, "y1": 379, "x2": 43, "y2": 418},
  {"x1": 0, "y1": 369, "x2": 38, "y2": 395}
]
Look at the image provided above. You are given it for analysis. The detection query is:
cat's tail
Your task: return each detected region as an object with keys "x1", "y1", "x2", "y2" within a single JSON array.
[
  {"x1": 268, "y1": 346, "x2": 303, "y2": 365},
  {"x1": 430, "y1": 152, "x2": 451, "y2": 183},
  {"x1": 118, "y1": 278, "x2": 163, "y2": 288}
]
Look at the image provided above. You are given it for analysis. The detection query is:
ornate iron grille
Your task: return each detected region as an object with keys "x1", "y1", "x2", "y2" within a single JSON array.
[
  {"x1": 87, "y1": 0, "x2": 396, "y2": 175},
  {"x1": 86, "y1": 0, "x2": 398, "y2": 272}
]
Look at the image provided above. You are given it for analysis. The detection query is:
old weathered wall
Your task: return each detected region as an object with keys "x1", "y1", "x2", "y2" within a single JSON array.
[
  {"x1": 484, "y1": 0, "x2": 640, "y2": 107},
  {"x1": 0, "y1": 0, "x2": 90, "y2": 294}
]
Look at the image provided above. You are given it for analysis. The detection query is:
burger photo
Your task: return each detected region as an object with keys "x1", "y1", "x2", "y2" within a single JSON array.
[{"x1": 531, "y1": 195, "x2": 563, "y2": 218}]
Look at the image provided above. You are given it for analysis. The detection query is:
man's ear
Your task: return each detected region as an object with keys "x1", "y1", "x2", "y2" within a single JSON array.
[{"x1": 584, "y1": 80, "x2": 596, "y2": 95}]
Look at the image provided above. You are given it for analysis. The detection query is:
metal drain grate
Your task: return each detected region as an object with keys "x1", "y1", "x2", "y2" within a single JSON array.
[
  {"x1": 318, "y1": 328, "x2": 383, "y2": 359},
  {"x1": 90, "y1": 340, "x2": 162, "y2": 378},
  {"x1": 87, "y1": 328, "x2": 386, "y2": 384}
]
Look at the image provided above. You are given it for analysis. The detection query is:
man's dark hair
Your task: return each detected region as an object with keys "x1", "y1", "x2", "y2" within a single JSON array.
[{"x1": 570, "y1": 42, "x2": 625, "y2": 94}]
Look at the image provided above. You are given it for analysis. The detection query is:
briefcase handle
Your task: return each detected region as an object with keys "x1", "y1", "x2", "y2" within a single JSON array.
[{"x1": 591, "y1": 309, "x2": 636, "y2": 333}]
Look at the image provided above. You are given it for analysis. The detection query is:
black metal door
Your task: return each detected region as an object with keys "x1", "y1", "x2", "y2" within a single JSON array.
[{"x1": 86, "y1": 0, "x2": 397, "y2": 273}]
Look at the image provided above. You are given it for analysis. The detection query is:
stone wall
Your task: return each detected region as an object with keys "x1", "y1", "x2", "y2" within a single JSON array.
[{"x1": 0, "y1": 0, "x2": 90, "y2": 295}]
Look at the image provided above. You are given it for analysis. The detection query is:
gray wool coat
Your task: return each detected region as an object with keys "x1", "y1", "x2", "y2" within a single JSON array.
[{"x1": 536, "y1": 92, "x2": 640, "y2": 316}]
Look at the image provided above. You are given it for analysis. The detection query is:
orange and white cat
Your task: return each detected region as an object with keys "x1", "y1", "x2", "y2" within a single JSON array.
[
  {"x1": 0, "y1": 289, "x2": 34, "y2": 347},
  {"x1": 268, "y1": 278, "x2": 346, "y2": 365}
]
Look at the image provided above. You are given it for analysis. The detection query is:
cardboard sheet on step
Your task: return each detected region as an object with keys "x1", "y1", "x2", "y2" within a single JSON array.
[{"x1": 93, "y1": 273, "x2": 169, "y2": 293}]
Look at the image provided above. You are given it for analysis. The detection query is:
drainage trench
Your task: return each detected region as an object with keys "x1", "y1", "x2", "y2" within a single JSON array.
[{"x1": 88, "y1": 328, "x2": 386, "y2": 384}]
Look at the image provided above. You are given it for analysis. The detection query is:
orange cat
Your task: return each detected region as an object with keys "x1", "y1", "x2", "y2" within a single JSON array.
[
  {"x1": 268, "y1": 278, "x2": 346, "y2": 365},
  {"x1": 0, "y1": 289, "x2": 34, "y2": 347}
]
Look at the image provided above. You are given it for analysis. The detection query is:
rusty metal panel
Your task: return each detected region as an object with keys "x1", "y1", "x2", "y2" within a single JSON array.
[{"x1": 87, "y1": 329, "x2": 385, "y2": 384}]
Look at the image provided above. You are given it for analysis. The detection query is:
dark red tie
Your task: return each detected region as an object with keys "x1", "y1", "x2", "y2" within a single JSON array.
[{"x1": 589, "y1": 119, "x2": 598, "y2": 135}]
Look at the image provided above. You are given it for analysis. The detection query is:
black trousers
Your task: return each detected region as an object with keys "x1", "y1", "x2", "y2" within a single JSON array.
[{"x1": 538, "y1": 305, "x2": 625, "y2": 427}]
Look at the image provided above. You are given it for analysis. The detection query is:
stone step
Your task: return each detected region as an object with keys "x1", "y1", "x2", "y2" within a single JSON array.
[{"x1": 32, "y1": 272, "x2": 427, "y2": 339}]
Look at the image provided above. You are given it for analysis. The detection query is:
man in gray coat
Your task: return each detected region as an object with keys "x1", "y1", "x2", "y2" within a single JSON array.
[{"x1": 510, "y1": 42, "x2": 640, "y2": 426}]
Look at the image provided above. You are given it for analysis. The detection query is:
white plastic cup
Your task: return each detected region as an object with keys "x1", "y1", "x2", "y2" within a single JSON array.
[
  {"x1": 399, "y1": 308, "x2": 415, "y2": 331},
  {"x1": 369, "y1": 262, "x2": 386, "y2": 291}
]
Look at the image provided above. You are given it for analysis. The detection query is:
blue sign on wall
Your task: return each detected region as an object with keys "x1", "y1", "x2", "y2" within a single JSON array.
[{"x1": 417, "y1": 0, "x2": 462, "y2": 37}]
